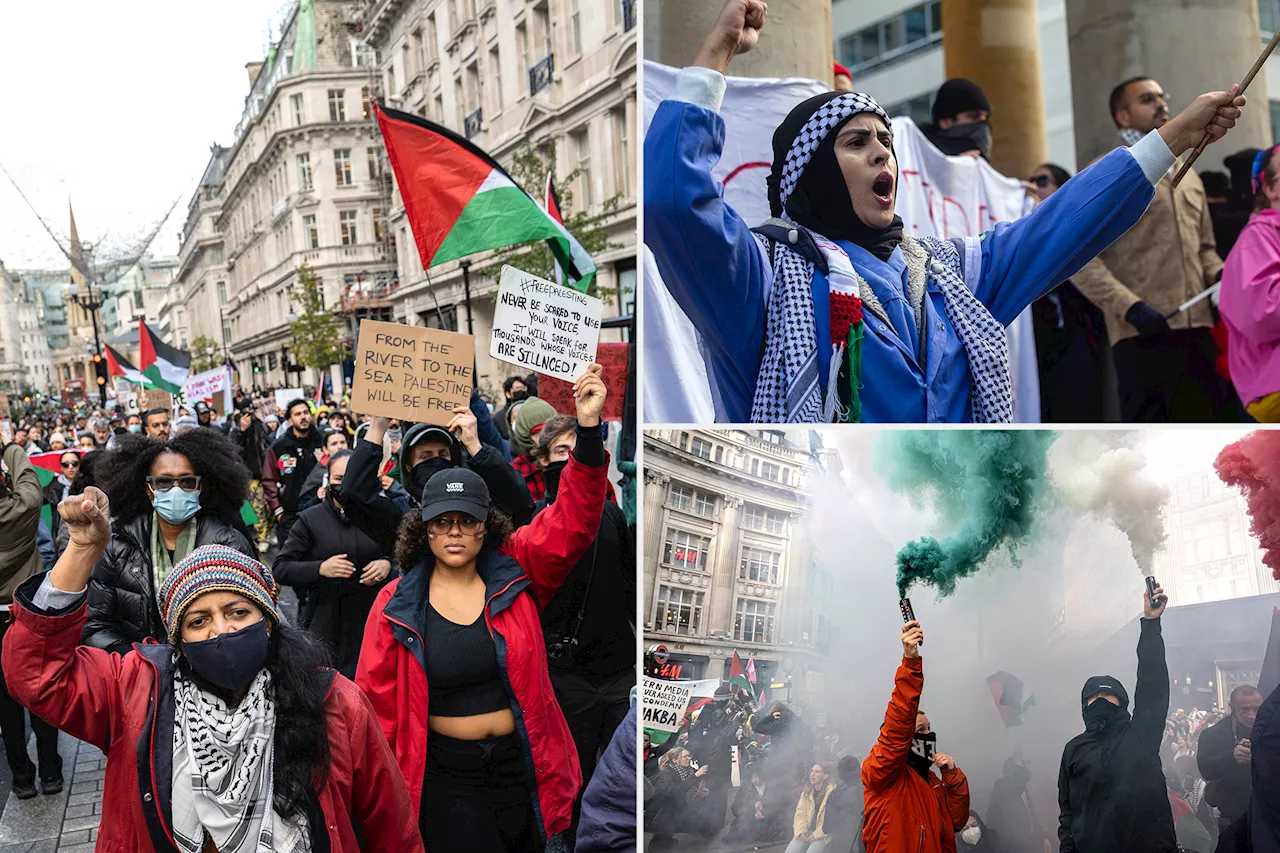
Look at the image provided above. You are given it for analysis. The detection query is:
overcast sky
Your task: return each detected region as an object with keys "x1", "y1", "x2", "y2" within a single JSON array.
[{"x1": 0, "y1": 1, "x2": 293, "y2": 270}]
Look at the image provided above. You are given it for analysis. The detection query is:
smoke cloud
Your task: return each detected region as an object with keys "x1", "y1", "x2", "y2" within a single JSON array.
[
  {"x1": 879, "y1": 431, "x2": 1057, "y2": 597},
  {"x1": 1053, "y1": 434, "x2": 1170, "y2": 573},
  {"x1": 1215, "y1": 430, "x2": 1280, "y2": 581}
]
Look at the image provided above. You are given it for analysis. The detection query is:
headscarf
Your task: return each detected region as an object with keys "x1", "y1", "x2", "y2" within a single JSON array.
[
  {"x1": 511, "y1": 396, "x2": 557, "y2": 457},
  {"x1": 766, "y1": 91, "x2": 904, "y2": 261}
]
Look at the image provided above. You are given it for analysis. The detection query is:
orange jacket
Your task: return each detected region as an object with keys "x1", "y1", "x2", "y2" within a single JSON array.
[{"x1": 862, "y1": 657, "x2": 971, "y2": 853}]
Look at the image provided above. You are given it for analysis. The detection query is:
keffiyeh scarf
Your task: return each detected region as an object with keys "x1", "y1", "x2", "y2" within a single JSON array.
[{"x1": 171, "y1": 667, "x2": 309, "y2": 853}]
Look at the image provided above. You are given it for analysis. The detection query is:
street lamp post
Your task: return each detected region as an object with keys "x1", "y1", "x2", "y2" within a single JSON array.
[{"x1": 68, "y1": 281, "x2": 107, "y2": 409}]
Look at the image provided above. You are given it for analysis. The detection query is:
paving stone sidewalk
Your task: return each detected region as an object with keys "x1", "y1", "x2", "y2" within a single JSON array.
[{"x1": 0, "y1": 733, "x2": 105, "y2": 853}]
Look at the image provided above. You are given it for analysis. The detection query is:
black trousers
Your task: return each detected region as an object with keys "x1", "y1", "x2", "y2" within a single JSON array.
[
  {"x1": 1113, "y1": 328, "x2": 1223, "y2": 422},
  {"x1": 0, "y1": 613, "x2": 61, "y2": 784},
  {"x1": 550, "y1": 665, "x2": 633, "y2": 788},
  {"x1": 420, "y1": 731, "x2": 542, "y2": 853}
]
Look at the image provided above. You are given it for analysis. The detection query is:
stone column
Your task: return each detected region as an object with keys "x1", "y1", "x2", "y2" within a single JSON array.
[
  {"x1": 941, "y1": 0, "x2": 1048, "y2": 180},
  {"x1": 1066, "y1": 0, "x2": 1270, "y2": 171},
  {"x1": 642, "y1": 468, "x2": 670, "y2": 623},
  {"x1": 648, "y1": 0, "x2": 832, "y2": 82},
  {"x1": 708, "y1": 495, "x2": 743, "y2": 635}
]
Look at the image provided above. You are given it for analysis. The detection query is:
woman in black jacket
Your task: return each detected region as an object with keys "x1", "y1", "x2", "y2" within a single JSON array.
[
  {"x1": 81, "y1": 430, "x2": 256, "y2": 654},
  {"x1": 272, "y1": 449, "x2": 392, "y2": 677},
  {"x1": 41, "y1": 450, "x2": 81, "y2": 548}
]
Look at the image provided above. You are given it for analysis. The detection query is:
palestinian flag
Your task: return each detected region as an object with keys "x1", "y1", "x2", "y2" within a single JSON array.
[
  {"x1": 986, "y1": 671, "x2": 1036, "y2": 728},
  {"x1": 373, "y1": 103, "x2": 590, "y2": 292},
  {"x1": 545, "y1": 171, "x2": 597, "y2": 291},
  {"x1": 104, "y1": 344, "x2": 148, "y2": 387},
  {"x1": 729, "y1": 651, "x2": 754, "y2": 698},
  {"x1": 138, "y1": 320, "x2": 190, "y2": 394}
]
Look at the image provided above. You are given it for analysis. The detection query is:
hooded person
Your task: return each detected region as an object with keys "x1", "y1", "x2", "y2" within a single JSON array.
[
  {"x1": 754, "y1": 701, "x2": 816, "y2": 785},
  {"x1": 340, "y1": 401, "x2": 534, "y2": 561},
  {"x1": 921, "y1": 79, "x2": 994, "y2": 160},
  {"x1": 2, "y1": 508, "x2": 423, "y2": 852},
  {"x1": 509, "y1": 397, "x2": 557, "y2": 503},
  {"x1": 644, "y1": 0, "x2": 1248, "y2": 424},
  {"x1": 1057, "y1": 585, "x2": 1174, "y2": 853},
  {"x1": 862, "y1": 620, "x2": 970, "y2": 853}
]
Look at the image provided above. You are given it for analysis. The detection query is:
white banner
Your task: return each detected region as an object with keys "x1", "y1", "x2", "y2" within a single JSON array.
[
  {"x1": 274, "y1": 388, "x2": 304, "y2": 413},
  {"x1": 184, "y1": 367, "x2": 231, "y2": 402},
  {"x1": 642, "y1": 60, "x2": 1041, "y2": 423},
  {"x1": 642, "y1": 676, "x2": 694, "y2": 734}
]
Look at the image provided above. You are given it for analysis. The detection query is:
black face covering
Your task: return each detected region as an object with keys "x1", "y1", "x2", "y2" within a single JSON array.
[
  {"x1": 542, "y1": 459, "x2": 568, "y2": 503},
  {"x1": 182, "y1": 619, "x2": 269, "y2": 692},
  {"x1": 929, "y1": 121, "x2": 993, "y2": 160},
  {"x1": 907, "y1": 731, "x2": 937, "y2": 779},
  {"x1": 768, "y1": 92, "x2": 905, "y2": 262},
  {"x1": 509, "y1": 389, "x2": 530, "y2": 405},
  {"x1": 408, "y1": 456, "x2": 454, "y2": 501},
  {"x1": 1082, "y1": 697, "x2": 1130, "y2": 730}
]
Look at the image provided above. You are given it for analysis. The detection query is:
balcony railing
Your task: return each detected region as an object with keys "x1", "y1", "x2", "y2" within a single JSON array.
[
  {"x1": 622, "y1": 0, "x2": 636, "y2": 31},
  {"x1": 529, "y1": 53, "x2": 554, "y2": 96},
  {"x1": 463, "y1": 108, "x2": 483, "y2": 139}
]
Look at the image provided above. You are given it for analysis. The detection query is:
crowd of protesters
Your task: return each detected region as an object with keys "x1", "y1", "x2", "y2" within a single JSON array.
[
  {"x1": 0, "y1": 362, "x2": 637, "y2": 852},
  {"x1": 643, "y1": 584, "x2": 1280, "y2": 853}
]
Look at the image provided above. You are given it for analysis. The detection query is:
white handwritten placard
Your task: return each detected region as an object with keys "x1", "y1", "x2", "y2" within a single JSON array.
[
  {"x1": 489, "y1": 265, "x2": 602, "y2": 383},
  {"x1": 641, "y1": 676, "x2": 694, "y2": 734}
]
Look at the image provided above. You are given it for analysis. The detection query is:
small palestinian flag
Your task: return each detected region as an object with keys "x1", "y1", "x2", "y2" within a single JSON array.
[
  {"x1": 545, "y1": 171, "x2": 597, "y2": 291},
  {"x1": 729, "y1": 651, "x2": 754, "y2": 699},
  {"x1": 373, "y1": 103, "x2": 589, "y2": 292},
  {"x1": 104, "y1": 344, "x2": 148, "y2": 387},
  {"x1": 986, "y1": 671, "x2": 1036, "y2": 728},
  {"x1": 138, "y1": 320, "x2": 190, "y2": 394}
]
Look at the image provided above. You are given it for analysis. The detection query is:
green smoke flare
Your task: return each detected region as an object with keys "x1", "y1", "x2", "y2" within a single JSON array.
[{"x1": 880, "y1": 431, "x2": 1058, "y2": 597}]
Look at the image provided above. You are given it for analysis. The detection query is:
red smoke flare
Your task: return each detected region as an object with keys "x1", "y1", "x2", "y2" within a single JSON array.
[{"x1": 1215, "y1": 431, "x2": 1280, "y2": 581}]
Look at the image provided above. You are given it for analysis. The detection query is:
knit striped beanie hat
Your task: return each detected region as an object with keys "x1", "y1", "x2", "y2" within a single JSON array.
[{"x1": 157, "y1": 544, "x2": 280, "y2": 644}]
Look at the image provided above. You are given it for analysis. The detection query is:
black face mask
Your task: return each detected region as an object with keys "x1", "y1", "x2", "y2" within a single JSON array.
[
  {"x1": 930, "y1": 121, "x2": 993, "y2": 160},
  {"x1": 509, "y1": 389, "x2": 530, "y2": 405},
  {"x1": 542, "y1": 459, "x2": 568, "y2": 503},
  {"x1": 408, "y1": 456, "x2": 454, "y2": 501},
  {"x1": 907, "y1": 731, "x2": 937, "y2": 779},
  {"x1": 1083, "y1": 697, "x2": 1129, "y2": 730},
  {"x1": 182, "y1": 619, "x2": 269, "y2": 692}
]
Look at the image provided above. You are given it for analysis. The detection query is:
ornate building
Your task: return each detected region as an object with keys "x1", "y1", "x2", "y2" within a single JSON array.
[{"x1": 642, "y1": 429, "x2": 833, "y2": 706}]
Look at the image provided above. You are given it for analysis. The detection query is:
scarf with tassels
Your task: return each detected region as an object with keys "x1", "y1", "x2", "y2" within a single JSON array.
[{"x1": 749, "y1": 224, "x2": 1013, "y2": 423}]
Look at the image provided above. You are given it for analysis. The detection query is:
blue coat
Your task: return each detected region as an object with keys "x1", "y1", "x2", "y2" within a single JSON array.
[
  {"x1": 576, "y1": 704, "x2": 637, "y2": 853},
  {"x1": 1254, "y1": 683, "x2": 1280, "y2": 853},
  {"x1": 644, "y1": 97, "x2": 1161, "y2": 422}
]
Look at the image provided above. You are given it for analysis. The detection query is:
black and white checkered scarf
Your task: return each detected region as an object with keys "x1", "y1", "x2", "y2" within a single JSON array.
[
  {"x1": 750, "y1": 92, "x2": 1013, "y2": 423},
  {"x1": 171, "y1": 667, "x2": 309, "y2": 853}
]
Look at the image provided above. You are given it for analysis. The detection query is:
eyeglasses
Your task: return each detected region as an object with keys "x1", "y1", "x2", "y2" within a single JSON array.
[
  {"x1": 146, "y1": 475, "x2": 202, "y2": 492},
  {"x1": 427, "y1": 516, "x2": 484, "y2": 536},
  {"x1": 1028, "y1": 175, "x2": 1053, "y2": 187},
  {"x1": 1136, "y1": 91, "x2": 1171, "y2": 107}
]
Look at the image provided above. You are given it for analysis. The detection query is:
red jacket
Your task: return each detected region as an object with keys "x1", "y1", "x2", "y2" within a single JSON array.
[
  {"x1": 862, "y1": 657, "x2": 971, "y2": 853},
  {"x1": 356, "y1": 449, "x2": 608, "y2": 838},
  {"x1": 1, "y1": 575, "x2": 422, "y2": 853}
]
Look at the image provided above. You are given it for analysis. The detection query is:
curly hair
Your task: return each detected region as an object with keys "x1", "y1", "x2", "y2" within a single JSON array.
[
  {"x1": 394, "y1": 506, "x2": 515, "y2": 571},
  {"x1": 99, "y1": 430, "x2": 250, "y2": 526},
  {"x1": 177, "y1": 622, "x2": 331, "y2": 818}
]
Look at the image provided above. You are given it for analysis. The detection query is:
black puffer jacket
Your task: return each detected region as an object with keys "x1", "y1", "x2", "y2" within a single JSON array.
[
  {"x1": 1057, "y1": 618, "x2": 1174, "y2": 853},
  {"x1": 82, "y1": 513, "x2": 255, "y2": 655},
  {"x1": 271, "y1": 497, "x2": 391, "y2": 679}
]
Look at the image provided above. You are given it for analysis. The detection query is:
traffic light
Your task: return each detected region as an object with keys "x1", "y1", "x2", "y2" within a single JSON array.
[
  {"x1": 253, "y1": 362, "x2": 261, "y2": 374},
  {"x1": 92, "y1": 353, "x2": 108, "y2": 387}
]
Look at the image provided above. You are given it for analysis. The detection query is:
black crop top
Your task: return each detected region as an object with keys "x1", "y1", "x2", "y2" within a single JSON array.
[{"x1": 424, "y1": 602, "x2": 510, "y2": 716}]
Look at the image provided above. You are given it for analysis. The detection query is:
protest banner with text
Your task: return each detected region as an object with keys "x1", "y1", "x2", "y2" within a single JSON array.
[
  {"x1": 351, "y1": 319, "x2": 474, "y2": 425},
  {"x1": 490, "y1": 265, "x2": 602, "y2": 383},
  {"x1": 642, "y1": 676, "x2": 694, "y2": 734},
  {"x1": 273, "y1": 389, "x2": 305, "y2": 413},
  {"x1": 185, "y1": 367, "x2": 232, "y2": 415}
]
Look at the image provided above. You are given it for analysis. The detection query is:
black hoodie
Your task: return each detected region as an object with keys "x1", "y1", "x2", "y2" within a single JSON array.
[{"x1": 1057, "y1": 618, "x2": 1176, "y2": 853}]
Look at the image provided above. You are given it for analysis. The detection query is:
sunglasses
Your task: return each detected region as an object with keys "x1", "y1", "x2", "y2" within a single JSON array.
[
  {"x1": 1028, "y1": 175, "x2": 1053, "y2": 187},
  {"x1": 61, "y1": 460, "x2": 79, "y2": 469},
  {"x1": 427, "y1": 516, "x2": 484, "y2": 536},
  {"x1": 146, "y1": 475, "x2": 202, "y2": 492}
]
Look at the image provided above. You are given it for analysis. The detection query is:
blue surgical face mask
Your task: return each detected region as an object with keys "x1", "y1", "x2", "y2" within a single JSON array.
[
  {"x1": 152, "y1": 487, "x2": 201, "y2": 524},
  {"x1": 128, "y1": 424, "x2": 142, "y2": 433}
]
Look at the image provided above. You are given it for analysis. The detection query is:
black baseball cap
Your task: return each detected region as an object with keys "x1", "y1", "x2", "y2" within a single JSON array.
[
  {"x1": 194, "y1": 401, "x2": 211, "y2": 415},
  {"x1": 420, "y1": 467, "x2": 491, "y2": 521}
]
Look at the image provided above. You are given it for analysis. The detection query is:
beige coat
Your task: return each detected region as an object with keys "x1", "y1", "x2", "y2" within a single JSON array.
[
  {"x1": 1072, "y1": 156, "x2": 1222, "y2": 345},
  {"x1": 0, "y1": 443, "x2": 43, "y2": 603},
  {"x1": 794, "y1": 780, "x2": 836, "y2": 839}
]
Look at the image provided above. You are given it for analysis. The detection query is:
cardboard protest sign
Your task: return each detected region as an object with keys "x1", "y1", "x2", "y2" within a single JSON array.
[
  {"x1": 490, "y1": 265, "x2": 602, "y2": 383},
  {"x1": 351, "y1": 319, "x2": 475, "y2": 426},
  {"x1": 642, "y1": 677, "x2": 693, "y2": 734},
  {"x1": 139, "y1": 387, "x2": 173, "y2": 414},
  {"x1": 0, "y1": 393, "x2": 9, "y2": 419},
  {"x1": 535, "y1": 341, "x2": 628, "y2": 421},
  {"x1": 273, "y1": 389, "x2": 304, "y2": 413}
]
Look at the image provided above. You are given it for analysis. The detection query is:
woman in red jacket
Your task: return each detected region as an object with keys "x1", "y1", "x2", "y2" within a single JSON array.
[
  {"x1": 1, "y1": 489, "x2": 422, "y2": 853},
  {"x1": 356, "y1": 364, "x2": 610, "y2": 852}
]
